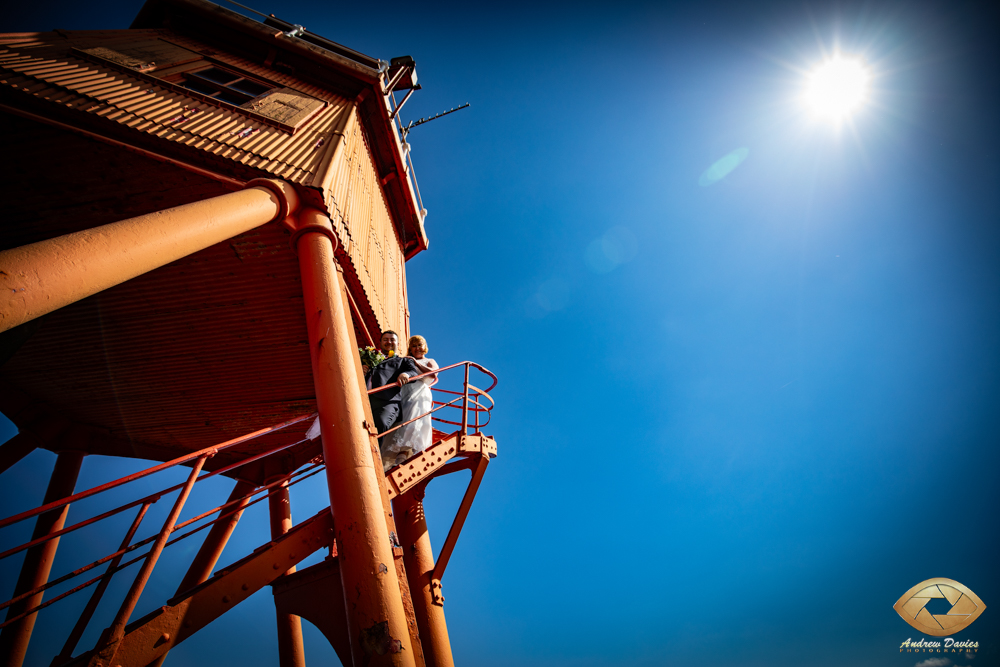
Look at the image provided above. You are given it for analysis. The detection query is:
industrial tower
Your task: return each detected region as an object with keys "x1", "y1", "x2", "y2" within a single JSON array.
[{"x1": 0, "y1": 1, "x2": 497, "y2": 665}]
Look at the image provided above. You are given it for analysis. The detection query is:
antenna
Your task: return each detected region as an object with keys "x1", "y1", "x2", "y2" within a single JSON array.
[{"x1": 402, "y1": 103, "x2": 470, "y2": 136}]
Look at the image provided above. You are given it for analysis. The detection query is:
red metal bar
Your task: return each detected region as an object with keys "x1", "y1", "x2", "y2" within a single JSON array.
[
  {"x1": 169, "y1": 464, "x2": 322, "y2": 537},
  {"x1": 0, "y1": 463, "x2": 322, "y2": 616},
  {"x1": 0, "y1": 103, "x2": 246, "y2": 190},
  {"x1": 344, "y1": 279, "x2": 376, "y2": 348},
  {"x1": 0, "y1": 415, "x2": 315, "y2": 532},
  {"x1": 0, "y1": 465, "x2": 327, "y2": 628},
  {"x1": 294, "y1": 206, "x2": 415, "y2": 665},
  {"x1": 102, "y1": 454, "x2": 208, "y2": 652},
  {"x1": 461, "y1": 364, "x2": 470, "y2": 436},
  {"x1": 56, "y1": 501, "x2": 152, "y2": 661},
  {"x1": 0, "y1": 450, "x2": 84, "y2": 667},
  {"x1": 0, "y1": 433, "x2": 37, "y2": 475},
  {"x1": 378, "y1": 396, "x2": 463, "y2": 438},
  {"x1": 431, "y1": 395, "x2": 491, "y2": 429},
  {"x1": 431, "y1": 456, "x2": 489, "y2": 582},
  {"x1": 393, "y1": 490, "x2": 454, "y2": 667},
  {"x1": 0, "y1": 493, "x2": 160, "y2": 562},
  {"x1": 0, "y1": 434, "x2": 312, "y2": 561},
  {"x1": 268, "y1": 480, "x2": 307, "y2": 667},
  {"x1": 176, "y1": 480, "x2": 256, "y2": 593},
  {"x1": 367, "y1": 361, "x2": 497, "y2": 396}
]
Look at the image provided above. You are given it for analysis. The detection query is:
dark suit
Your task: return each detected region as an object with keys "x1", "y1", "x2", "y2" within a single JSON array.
[{"x1": 368, "y1": 355, "x2": 420, "y2": 441}]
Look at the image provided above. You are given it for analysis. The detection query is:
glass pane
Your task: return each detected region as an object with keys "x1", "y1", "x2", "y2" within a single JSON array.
[
  {"x1": 217, "y1": 89, "x2": 251, "y2": 105},
  {"x1": 230, "y1": 80, "x2": 270, "y2": 97},
  {"x1": 194, "y1": 67, "x2": 239, "y2": 84},
  {"x1": 183, "y1": 78, "x2": 218, "y2": 96}
]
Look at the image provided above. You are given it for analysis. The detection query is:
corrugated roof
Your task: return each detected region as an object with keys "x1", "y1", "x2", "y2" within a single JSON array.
[{"x1": 0, "y1": 31, "x2": 353, "y2": 185}]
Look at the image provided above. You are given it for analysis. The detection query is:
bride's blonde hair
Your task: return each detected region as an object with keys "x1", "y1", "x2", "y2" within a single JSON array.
[{"x1": 407, "y1": 335, "x2": 428, "y2": 354}]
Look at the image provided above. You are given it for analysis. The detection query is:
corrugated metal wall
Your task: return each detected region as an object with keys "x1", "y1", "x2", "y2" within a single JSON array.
[
  {"x1": 0, "y1": 29, "x2": 408, "y2": 337},
  {"x1": 326, "y1": 111, "x2": 407, "y2": 338},
  {"x1": 0, "y1": 31, "x2": 351, "y2": 182}
]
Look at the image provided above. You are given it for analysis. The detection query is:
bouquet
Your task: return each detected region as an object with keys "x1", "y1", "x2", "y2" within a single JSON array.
[{"x1": 359, "y1": 346, "x2": 386, "y2": 373}]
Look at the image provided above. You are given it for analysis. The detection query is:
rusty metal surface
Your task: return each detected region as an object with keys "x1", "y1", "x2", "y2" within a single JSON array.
[
  {"x1": 325, "y1": 110, "x2": 408, "y2": 336},
  {"x1": 68, "y1": 508, "x2": 334, "y2": 667},
  {"x1": 295, "y1": 210, "x2": 416, "y2": 665},
  {"x1": 272, "y1": 558, "x2": 352, "y2": 667},
  {"x1": 384, "y1": 433, "x2": 497, "y2": 501},
  {"x1": 0, "y1": 31, "x2": 352, "y2": 184},
  {"x1": 0, "y1": 209, "x2": 318, "y2": 469}
]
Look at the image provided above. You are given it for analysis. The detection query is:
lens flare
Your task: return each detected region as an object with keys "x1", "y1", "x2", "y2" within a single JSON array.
[
  {"x1": 805, "y1": 57, "x2": 869, "y2": 120},
  {"x1": 699, "y1": 147, "x2": 749, "y2": 187}
]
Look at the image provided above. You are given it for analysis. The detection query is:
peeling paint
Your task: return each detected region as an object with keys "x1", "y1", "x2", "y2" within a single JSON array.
[{"x1": 359, "y1": 621, "x2": 403, "y2": 657}]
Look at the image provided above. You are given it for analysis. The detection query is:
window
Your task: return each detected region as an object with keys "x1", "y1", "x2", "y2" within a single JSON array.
[
  {"x1": 181, "y1": 67, "x2": 274, "y2": 106},
  {"x1": 75, "y1": 42, "x2": 326, "y2": 131}
]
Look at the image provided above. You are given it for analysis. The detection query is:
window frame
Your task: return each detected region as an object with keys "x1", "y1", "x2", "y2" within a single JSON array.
[
  {"x1": 171, "y1": 65, "x2": 276, "y2": 107},
  {"x1": 72, "y1": 45, "x2": 326, "y2": 134}
]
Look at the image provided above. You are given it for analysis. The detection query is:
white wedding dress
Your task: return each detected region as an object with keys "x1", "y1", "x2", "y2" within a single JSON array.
[{"x1": 381, "y1": 357, "x2": 437, "y2": 471}]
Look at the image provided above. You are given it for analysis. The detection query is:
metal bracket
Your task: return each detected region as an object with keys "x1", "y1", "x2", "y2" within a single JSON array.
[
  {"x1": 430, "y1": 455, "x2": 489, "y2": 583},
  {"x1": 430, "y1": 578, "x2": 445, "y2": 607}
]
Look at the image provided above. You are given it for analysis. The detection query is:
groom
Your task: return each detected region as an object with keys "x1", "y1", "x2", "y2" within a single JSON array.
[{"x1": 368, "y1": 331, "x2": 420, "y2": 443}]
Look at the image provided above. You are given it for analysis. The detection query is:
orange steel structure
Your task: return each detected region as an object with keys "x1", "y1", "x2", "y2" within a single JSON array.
[{"x1": 0, "y1": 2, "x2": 497, "y2": 666}]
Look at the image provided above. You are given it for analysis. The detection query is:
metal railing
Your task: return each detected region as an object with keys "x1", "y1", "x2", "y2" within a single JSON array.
[
  {"x1": 0, "y1": 360, "x2": 496, "y2": 658},
  {"x1": 0, "y1": 415, "x2": 321, "y2": 660},
  {"x1": 367, "y1": 360, "x2": 497, "y2": 442}
]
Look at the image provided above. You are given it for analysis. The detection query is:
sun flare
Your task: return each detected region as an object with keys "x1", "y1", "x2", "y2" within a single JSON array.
[{"x1": 805, "y1": 56, "x2": 869, "y2": 120}]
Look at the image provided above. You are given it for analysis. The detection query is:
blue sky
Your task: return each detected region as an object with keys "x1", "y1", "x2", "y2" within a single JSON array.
[{"x1": 2, "y1": 0, "x2": 999, "y2": 665}]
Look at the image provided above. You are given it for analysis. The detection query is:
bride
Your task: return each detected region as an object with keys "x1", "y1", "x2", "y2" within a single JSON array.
[{"x1": 381, "y1": 335, "x2": 438, "y2": 471}]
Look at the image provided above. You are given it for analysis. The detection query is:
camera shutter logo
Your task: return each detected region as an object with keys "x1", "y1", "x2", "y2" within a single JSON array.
[{"x1": 893, "y1": 578, "x2": 986, "y2": 637}]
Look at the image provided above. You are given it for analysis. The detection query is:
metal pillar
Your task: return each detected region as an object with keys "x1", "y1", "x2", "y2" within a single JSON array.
[
  {"x1": 149, "y1": 479, "x2": 256, "y2": 667},
  {"x1": 294, "y1": 207, "x2": 415, "y2": 666},
  {"x1": 0, "y1": 433, "x2": 37, "y2": 475},
  {"x1": 0, "y1": 450, "x2": 84, "y2": 667},
  {"x1": 269, "y1": 480, "x2": 307, "y2": 667},
  {"x1": 393, "y1": 490, "x2": 454, "y2": 667},
  {"x1": 178, "y1": 479, "x2": 256, "y2": 593},
  {"x1": 0, "y1": 179, "x2": 299, "y2": 333},
  {"x1": 102, "y1": 455, "x2": 208, "y2": 655}
]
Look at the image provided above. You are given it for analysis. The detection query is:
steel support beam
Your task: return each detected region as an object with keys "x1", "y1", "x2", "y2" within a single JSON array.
[
  {"x1": 393, "y1": 490, "x2": 454, "y2": 667},
  {"x1": 269, "y1": 480, "x2": 307, "y2": 667},
  {"x1": 0, "y1": 433, "x2": 37, "y2": 476},
  {"x1": 69, "y1": 509, "x2": 334, "y2": 667},
  {"x1": 336, "y1": 268, "x2": 425, "y2": 667},
  {"x1": 293, "y1": 207, "x2": 415, "y2": 666},
  {"x1": 178, "y1": 479, "x2": 256, "y2": 594},
  {"x1": 0, "y1": 450, "x2": 84, "y2": 667},
  {"x1": 0, "y1": 179, "x2": 299, "y2": 333},
  {"x1": 149, "y1": 479, "x2": 256, "y2": 667}
]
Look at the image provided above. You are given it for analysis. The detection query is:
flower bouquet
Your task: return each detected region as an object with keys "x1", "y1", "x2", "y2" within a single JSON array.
[{"x1": 359, "y1": 346, "x2": 386, "y2": 374}]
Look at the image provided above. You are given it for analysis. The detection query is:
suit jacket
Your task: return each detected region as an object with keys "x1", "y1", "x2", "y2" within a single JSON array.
[{"x1": 368, "y1": 355, "x2": 420, "y2": 406}]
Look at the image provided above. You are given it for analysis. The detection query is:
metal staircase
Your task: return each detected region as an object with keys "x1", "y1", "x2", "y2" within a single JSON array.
[{"x1": 0, "y1": 362, "x2": 497, "y2": 667}]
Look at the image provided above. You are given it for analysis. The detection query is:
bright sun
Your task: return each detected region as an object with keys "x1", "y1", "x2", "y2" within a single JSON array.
[{"x1": 805, "y1": 57, "x2": 869, "y2": 120}]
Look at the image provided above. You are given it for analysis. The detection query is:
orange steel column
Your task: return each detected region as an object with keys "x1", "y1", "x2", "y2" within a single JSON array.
[
  {"x1": 393, "y1": 490, "x2": 455, "y2": 667},
  {"x1": 268, "y1": 480, "x2": 307, "y2": 667},
  {"x1": 0, "y1": 179, "x2": 299, "y2": 333},
  {"x1": 293, "y1": 208, "x2": 415, "y2": 667},
  {"x1": 149, "y1": 479, "x2": 257, "y2": 667},
  {"x1": 0, "y1": 450, "x2": 84, "y2": 667},
  {"x1": 177, "y1": 479, "x2": 256, "y2": 592}
]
